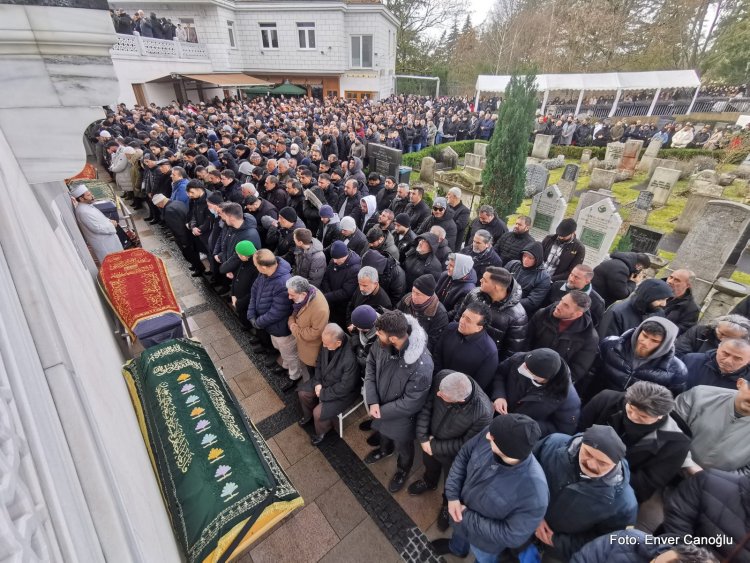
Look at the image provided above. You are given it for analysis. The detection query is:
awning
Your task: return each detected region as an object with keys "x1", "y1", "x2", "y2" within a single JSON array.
[
  {"x1": 270, "y1": 83, "x2": 307, "y2": 96},
  {"x1": 169, "y1": 73, "x2": 272, "y2": 87},
  {"x1": 476, "y1": 70, "x2": 700, "y2": 93}
]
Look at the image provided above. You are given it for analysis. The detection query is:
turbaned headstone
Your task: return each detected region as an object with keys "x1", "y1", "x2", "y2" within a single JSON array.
[
  {"x1": 647, "y1": 167, "x2": 682, "y2": 206},
  {"x1": 529, "y1": 185, "x2": 566, "y2": 241},
  {"x1": 670, "y1": 201, "x2": 750, "y2": 303},
  {"x1": 532, "y1": 134, "x2": 554, "y2": 160},
  {"x1": 524, "y1": 163, "x2": 550, "y2": 197},
  {"x1": 577, "y1": 198, "x2": 622, "y2": 267}
]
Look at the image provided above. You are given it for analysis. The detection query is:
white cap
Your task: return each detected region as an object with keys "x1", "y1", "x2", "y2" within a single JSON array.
[
  {"x1": 99, "y1": 130, "x2": 111, "y2": 138},
  {"x1": 152, "y1": 193, "x2": 167, "y2": 205},
  {"x1": 70, "y1": 184, "x2": 88, "y2": 198}
]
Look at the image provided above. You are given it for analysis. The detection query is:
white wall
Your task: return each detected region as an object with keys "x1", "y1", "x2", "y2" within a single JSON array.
[{"x1": 111, "y1": 56, "x2": 213, "y2": 105}]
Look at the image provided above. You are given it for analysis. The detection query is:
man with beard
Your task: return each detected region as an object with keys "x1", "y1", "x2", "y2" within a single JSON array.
[
  {"x1": 376, "y1": 175, "x2": 398, "y2": 211},
  {"x1": 541, "y1": 218, "x2": 585, "y2": 282},
  {"x1": 396, "y1": 274, "x2": 450, "y2": 353},
  {"x1": 389, "y1": 182, "x2": 410, "y2": 216},
  {"x1": 598, "y1": 279, "x2": 673, "y2": 339},
  {"x1": 392, "y1": 213, "x2": 416, "y2": 263},
  {"x1": 345, "y1": 266, "x2": 392, "y2": 327},
  {"x1": 464, "y1": 205, "x2": 507, "y2": 247},
  {"x1": 405, "y1": 186, "x2": 430, "y2": 229},
  {"x1": 545, "y1": 264, "x2": 605, "y2": 327},
  {"x1": 460, "y1": 229, "x2": 503, "y2": 281},
  {"x1": 494, "y1": 216, "x2": 533, "y2": 264},
  {"x1": 417, "y1": 197, "x2": 458, "y2": 251}
]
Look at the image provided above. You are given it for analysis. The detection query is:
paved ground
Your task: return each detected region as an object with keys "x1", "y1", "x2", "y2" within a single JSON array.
[{"x1": 128, "y1": 207, "x2": 464, "y2": 562}]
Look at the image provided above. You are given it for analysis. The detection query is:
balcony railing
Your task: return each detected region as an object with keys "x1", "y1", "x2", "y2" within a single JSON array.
[
  {"x1": 110, "y1": 33, "x2": 208, "y2": 59},
  {"x1": 542, "y1": 97, "x2": 750, "y2": 119}
]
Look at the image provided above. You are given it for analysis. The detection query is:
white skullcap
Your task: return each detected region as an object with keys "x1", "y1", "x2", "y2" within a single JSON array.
[
  {"x1": 70, "y1": 184, "x2": 88, "y2": 198},
  {"x1": 152, "y1": 193, "x2": 167, "y2": 205}
]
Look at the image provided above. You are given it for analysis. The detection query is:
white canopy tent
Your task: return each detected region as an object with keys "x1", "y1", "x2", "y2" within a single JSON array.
[{"x1": 475, "y1": 70, "x2": 702, "y2": 117}]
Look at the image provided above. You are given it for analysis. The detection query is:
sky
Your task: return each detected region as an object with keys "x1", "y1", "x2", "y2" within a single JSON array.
[{"x1": 468, "y1": 0, "x2": 494, "y2": 27}]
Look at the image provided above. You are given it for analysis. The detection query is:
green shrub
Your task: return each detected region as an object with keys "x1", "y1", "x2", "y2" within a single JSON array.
[
  {"x1": 401, "y1": 140, "x2": 486, "y2": 168},
  {"x1": 549, "y1": 146, "x2": 607, "y2": 160}
]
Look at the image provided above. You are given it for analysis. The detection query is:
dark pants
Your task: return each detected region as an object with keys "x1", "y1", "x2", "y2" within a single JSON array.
[
  {"x1": 145, "y1": 196, "x2": 161, "y2": 221},
  {"x1": 297, "y1": 389, "x2": 335, "y2": 436},
  {"x1": 176, "y1": 238, "x2": 204, "y2": 272},
  {"x1": 379, "y1": 433, "x2": 414, "y2": 473},
  {"x1": 422, "y1": 452, "x2": 453, "y2": 505}
]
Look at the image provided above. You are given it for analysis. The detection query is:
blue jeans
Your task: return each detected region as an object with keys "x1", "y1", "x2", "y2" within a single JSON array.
[
  {"x1": 412, "y1": 143, "x2": 422, "y2": 152},
  {"x1": 449, "y1": 528, "x2": 499, "y2": 563},
  {"x1": 435, "y1": 133, "x2": 443, "y2": 145}
]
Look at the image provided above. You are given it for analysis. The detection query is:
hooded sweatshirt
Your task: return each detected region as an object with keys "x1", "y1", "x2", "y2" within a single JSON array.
[
  {"x1": 360, "y1": 195, "x2": 377, "y2": 230},
  {"x1": 598, "y1": 279, "x2": 673, "y2": 339},
  {"x1": 505, "y1": 242, "x2": 552, "y2": 315},
  {"x1": 346, "y1": 156, "x2": 367, "y2": 187}
]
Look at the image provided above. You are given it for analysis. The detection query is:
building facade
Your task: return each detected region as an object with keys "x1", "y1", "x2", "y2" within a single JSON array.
[{"x1": 108, "y1": 0, "x2": 398, "y2": 106}]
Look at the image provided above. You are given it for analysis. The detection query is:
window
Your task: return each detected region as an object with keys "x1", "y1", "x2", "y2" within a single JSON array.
[
  {"x1": 260, "y1": 23, "x2": 278, "y2": 49},
  {"x1": 179, "y1": 18, "x2": 198, "y2": 43},
  {"x1": 297, "y1": 22, "x2": 316, "y2": 49},
  {"x1": 351, "y1": 35, "x2": 373, "y2": 68},
  {"x1": 227, "y1": 21, "x2": 236, "y2": 48}
]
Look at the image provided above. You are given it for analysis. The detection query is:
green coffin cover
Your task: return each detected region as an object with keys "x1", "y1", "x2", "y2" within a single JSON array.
[{"x1": 122, "y1": 338, "x2": 303, "y2": 562}]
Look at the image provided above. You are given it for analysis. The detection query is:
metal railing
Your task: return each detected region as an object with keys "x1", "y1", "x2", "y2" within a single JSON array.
[
  {"x1": 541, "y1": 96, "x2": 750, "y2": 119},
  {"x1": 110, "y1": 33, "x2": 208, "y2": 59}
]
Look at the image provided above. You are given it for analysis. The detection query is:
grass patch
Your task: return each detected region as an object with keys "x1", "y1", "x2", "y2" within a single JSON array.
[{"x1": 731, "y1": 270, "x2": 750, "y2": 285}]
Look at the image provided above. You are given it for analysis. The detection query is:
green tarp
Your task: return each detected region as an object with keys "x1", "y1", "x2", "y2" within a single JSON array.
[
  {"x1": 270, "y1": 83, "x2": 307, "y2": 96},
  {"x1": 123, "y1": 339, "x2": 302, "y2": 562}
]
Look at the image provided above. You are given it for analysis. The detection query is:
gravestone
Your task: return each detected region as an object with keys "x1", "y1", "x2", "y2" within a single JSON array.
[
  {"x1": 618, "y1": 139, "x2": 643, "y2": 172},
  {"x1": 529, "y1": 185, "x2": 566, "y2": 241},
  {"x1": 589, "y1": 168, "x2": 617, "y2": 191},
  {"x1": 464, "y1": 153, "x2": 486, "y2": 170},
  {"x1": 574, "y1": 189, "x2": 613, "y2": 222},
  {"x1": 646, "y1": 158, "x2": 679, "y2": 181},
  {"x1": 580, "y1": 149, "x2": 592, "y2": 164},
  {"x1": 524, "y1": 163, "x2": 549, "y2": 197},
  {"x1": 473, "y1": 142, "x2": 487, "y2": 157},
  {"x1": 558, "y1": 163, "x2": 579, "y2": 201},
  {"x1": 636, "y1": 138, "x2": 662, "y2": 172},
  {"x1": 674, "y1": 184, "x2": 726, "y2": 234},
  {"x1": 367, "y1": 143, "x2": 402, "y2": 177},
  {"x1": 419, "y1": 156, "x2": 436, "y2": 184},
  {"x1": 626, "y1": 225, "x2": 663, "y2": 254},
  {"x1": 577, "y1": 198, "x2": 623, "y2": 267},
  {"x1": 669, "y1": 200, "x2": 750, "y2": 303},
  {"x1": 605, "y1": 142, "x2": 625, "y2": 166},
  {"x1": 629, "y1": 191, "x2": 654, "y2": 225},
  {"x1": 689, "y1": 169, "x2": 720, "y2": 188},
  {"x1": 440, "y1": 146, "x2": 459, "y2": 169},
  {"x1": 532, "y1": 134, "x2": 553, "y2": 160},
  {"x1": 647, "y1": 167, "x2": 682, "y2": 206}
]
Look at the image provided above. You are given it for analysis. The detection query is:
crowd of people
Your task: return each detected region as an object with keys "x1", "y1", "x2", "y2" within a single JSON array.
[
  {"x1": 110, "y1": 8, "x2": 194, "y2": 42},
  {"x1": 72, "y1": 95, "x2": 750, "y2": 563}
]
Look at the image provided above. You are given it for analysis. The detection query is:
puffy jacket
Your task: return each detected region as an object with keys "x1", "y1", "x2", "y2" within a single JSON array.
[
  {"x1": 393, "y1": 228, "x2": 416, "y2": 262},
  {"x1": 492, "y1": 352, "x2": 581, "y2": 436},
  {"x1": 364, "y1": 316, "x2": 433, "y2": 442},
  {"x1": 293, "y1": 238, "x2": 326, "y2": 287},
  {"x1": 571, "y1": 530, "x2": 668, "y2": 563},
  {"x1": 528, "y1": 304, "x2": 599, "y2": 383},
  {"x1": 504, "y1": 242, "x2": 552, "y2": 315},
  {"x1": 376, "y1": 186, "x2": 397, "y2": 212},
  {"x1": 321, "y1": 251, "x2": 361, "y2": 314},
  {"x1": 415, "y1": 370, "x2": 493, "y2": 460},
  {"x1": 533, "y1": 433, "x2": 638, "y2": 560},
  {"x1": 219, "y1": 214, "x2": 262, "y2": 275},
  {"x1": 598, "y1": 278, "x2": 673, "y2": 339},
  {"x1": 310, "y1": 334, "x2": 362, "y2": 420},
  {"x1": 494, "y1": 229, "x2": 534, "y2": 264},
  {"x1": 459, "y1": 246, "x2": 503, "y2": 281},
  {"x1": 444, "y1": 428, "x2": 549, "y2": 555},
  {"x1": 341, "y1": 227, "x2": 368, "y2": 257},
  {"x1": 454, "y1": 280, "x2": 528, "y2": 361},
  {"x1": 405, "y1": 199, "x2": 430, "y2": 230},
  {"x1": 579, "y1": 391, "x2": 691, "y2": 502},
  {"x1": 247, "y1": 258, "x2": 293, "y2": 337},
  {"x1": 404, "y1": 233, "x2": 443, "y2": 289},
  {"x1": 171, "y1": 178, "x2": 189, "y2": 205},
  {"x1": 684, "y1": 349, "x2": 750, "y2": 390},
  {"x1": 450, "y1": 202, "x2": 471, "y2": 243},
  {"x1": 417, "y1": 208, "x2": 459, "y2": 251},
  {"x1": 664, "y1": 469, "x2": 750, "y2": 562},
  {"x1": 435, "y1": 254, "x2": 478, "y2": 316},
  {"x1": 433, "y1": 322, "x2": 499, "y2": 393},
  {"x1": 675, "y1": 323, "x2": 720, "y2": 358},
  {"x1": 465, "y1": 216, "x2": 507, "y2": 247},
  {"x1": 663, "y1": 285, "x2": 700, "y2": 335},
  {"x1": 598, "y1": 319, "x2": 687, "y2": 395},
  {"x1": 592, "y1": 252, "x2": 640, "y2": 308},
  {"x1": 540, "y1": 234, "x2": 585, "y2": 282}
]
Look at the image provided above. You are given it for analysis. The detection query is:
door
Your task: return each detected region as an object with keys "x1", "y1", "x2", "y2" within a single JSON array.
[{"x1": 132, "y1": 83, "x2": 147, "y2": 107}]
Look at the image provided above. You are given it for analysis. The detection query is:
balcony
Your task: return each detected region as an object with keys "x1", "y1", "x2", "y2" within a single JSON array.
[{"x1": 110, "y1": 34, "x2": 208, "y2": 60}]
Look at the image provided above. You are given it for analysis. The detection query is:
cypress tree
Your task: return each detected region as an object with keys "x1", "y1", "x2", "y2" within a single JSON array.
[{"x1": 480, "y1": 74, "x2": 537, "y2": 220}]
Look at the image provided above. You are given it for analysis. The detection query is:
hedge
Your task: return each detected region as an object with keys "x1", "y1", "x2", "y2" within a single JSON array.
[{"x1": 398, "y1": 140, "x2": 748, "y2": 170}]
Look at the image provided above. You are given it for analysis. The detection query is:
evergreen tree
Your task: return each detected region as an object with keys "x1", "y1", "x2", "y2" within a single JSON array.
[
  {"x1": 480, "y1": 74, "x2": 538, "y2": 220},
  {"x1": 462, "y1": 14, "x2": 473, "y2": 35}
]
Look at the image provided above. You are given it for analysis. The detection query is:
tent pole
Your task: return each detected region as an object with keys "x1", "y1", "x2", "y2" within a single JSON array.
[
  {"x1": 608, "y1": 89, "x2": 622, "y2": 117},
  {"x1": 475, "y1": 90, "x2": 480, "y2": 111},
  {"x1": 436, "y1": 77, "x2": 440, "y2": 98},
  {"x1": 647, "y1": 88, "x2": 661, "y2": 116},
  {"x1": 687, "y1": 83, "x2": 701, "y2": 115},
  {"x1": 541, "y1": 90, "x2": 549, "y2": 115},
  {"x1": 575, "y1": 89, "x2": 584, "y2": 116}
]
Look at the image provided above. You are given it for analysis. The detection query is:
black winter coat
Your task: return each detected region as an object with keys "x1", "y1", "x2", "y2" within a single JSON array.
[
  {"x1": 417, "y1": 210, "x2": 459, "y2": 251},
  {"x1": 453, "y1": 280, "x2": 528, "y2": 361},
  {"x1": 541, "y1": 234, "x2": 586, "y2": 282},
  {"x1": 459, "y1": 246, "x2": 503, "y2": 281},
  {"x1": 433, "y1": 323, "x2": 499, "y2": 393},
  {"x1": 683, "y1": 349, "x2": 750, "y2": 390},
  {"x1": 494, "y1": 230, "x2": 533, "y2": 264},
  {"x1": 376, "y1": 186, "x2": 397, "y2": 211},
  {"x1": 545, "y1": 281, "x2": 605, "y2": 327},
  {"x1": 338, "y1": 193, "x2": 363, "y2": 224},
  {"x1": 528, "y1": 305, "x2": 599, "y2": 382},
  {"x1": 231, "y1": 259, "x2": 258, "y2": 326},
  {"x1": 404, "y1": 234, "x2": 443, "y2": 289},
  {"x1": 674, "y1": 323, "x2": 719, "y2": 357},
  {"x1": 361, "y1": 249, "x2": 407, "y2": 305},
  {"x1": 263, "y1": 186, "x2": 289, "y2": 212},
  {"x1": 505, "y1": 242, "x2": 552, "y2": 315},
  {"x1": 465, "y1": 216, "x2": 508, "y2": 247},
  {"x1": 345, "y1": 286, "x2": 392, "y2": 327},
  {"x1": 664, "y1": 469, "x2": 750, "y2": 562},
  {"x1": 219, "y1": 214, "x2": 262, "y2": 275},
  {"x1": 579, "y1": 391, "x2": 691, "y2": 502},
  {"x1": 307, "y1": 335, "x2": 362, "y2": 420},
  {"x1": 592, "y1": 252, "x2": 639, "y2": 308},
  {"x1": 316, "y1": 219, "x2": 342, "y2": 252},
  {"x1": 187, "y1": 190, "x2": 213, "y2": 251},
  {"x1": 492, "y1": 352, "x2": 581, "y2": 436},
  {"x1": 731, "y1": 295, "x2": 750, "y2": 319},
  {"x1": 321, "y1": 251, "x2": 361, "y2": 320},
  {"x1": 663, "y1": 287, "x2": 700, "y2": 335},
  {"x1": 405, "y1": 199, "x2": 430, "y2": 230},
  {"x1": 394, "y1": 229, "x2": 416, "y2": 263},
  {"x1": 435, "y1": 269, "x2": 478, "y2": 316},
  {"x1": 450, "y1": 202, "x2": 471, "y2": 243},
  {"x1": 389, "y1": 196, "x2": 409, "y2": 216},
  {"x1": 341, "y1": 227, "x2": 368, "y2": 257},
  {"x1": 396, "y1": 295, "x2": 449, "y2": 353},
  {"x1": 415, "y1": 370, "x2": 493, "y2": 461},
  {"x1": 598, "y1": 278, "x2": 673, "y2": 339},
  {"x1": 162, "y1": 200, "x2": 191, "y2": 245}
]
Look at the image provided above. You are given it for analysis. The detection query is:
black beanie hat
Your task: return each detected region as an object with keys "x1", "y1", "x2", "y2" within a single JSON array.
[
  {"x1": 488, "y1": 414, "x2": 541, "y2": 460},
  {"x1": 413, "y1": 274, "x2": 437, "y2": 296},
  {"x1": 523, "y1": 348, "x2": 562, "y2": 381},
  {"x1": 582, "y1": 425, "x2": 627, "y2": 465},
  {"x1": 556, "y1": 218, "x2": 577, "y2": 237},
  {"x1": 279, "y1": 206, "x2": 297, "y2": 223},
  {"x1": 394, "y1": 213, "x2": 411, "y2": 227}
]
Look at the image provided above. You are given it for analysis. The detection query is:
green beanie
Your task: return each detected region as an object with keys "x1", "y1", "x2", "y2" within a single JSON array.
[{"x1": 235, "y1": 240, "x2": 257, "y2": 257}]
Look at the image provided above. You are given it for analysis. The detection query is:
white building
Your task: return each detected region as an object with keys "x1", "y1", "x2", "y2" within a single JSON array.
[{"x1": 108, "y1": 0, "x2": 399, "y2": 106}]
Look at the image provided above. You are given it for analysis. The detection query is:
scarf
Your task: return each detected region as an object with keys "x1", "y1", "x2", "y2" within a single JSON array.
[
  {"x1": 292, "y1": 286, "x2": 317, "y2": 314},
  {"x1": 406, "y1": 293, "x2": 439, "y2": 317}
]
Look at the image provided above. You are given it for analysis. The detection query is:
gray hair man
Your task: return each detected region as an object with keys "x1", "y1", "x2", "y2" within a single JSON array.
[
  {"x1": 664, "y1": 269, "x2": 700, "y2": 335},
  {"x1": 345, "y1": 266, "x2": 392, "y2": 328},
  {"x1": 286, "y1": 275, "x2": 330, "y2": 389}
]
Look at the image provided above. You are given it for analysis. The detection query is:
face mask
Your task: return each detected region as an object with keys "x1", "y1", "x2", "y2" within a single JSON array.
[
  {"x1": 518, "y1": 363, "x2": 544, "y2": 387},
  {"x1": 210, "y1": 208, "x2": 218, "y2": 217}
]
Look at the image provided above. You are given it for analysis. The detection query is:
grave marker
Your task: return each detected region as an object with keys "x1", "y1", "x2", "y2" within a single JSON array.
[
  {"x1": 532, "y1": 134, "x2": 553, "y2": 160},
  {"x1": 605, "y1": 142, "x2": 625, "y2": 166},
  {"x1": 674, "y1": 184, "x2": 726, "y2": 234},
  {"x1": 626, "y1": 225, "x2": 663, "y2": 254},
  {"x1": 618, "y1": 139, "x2": 643, "y2": 172},
  {"x1": 524, "y1": 163, "x2": 549, "y2": 197},
  {"x1": 589, "y1": 168, "x2": 616, "y2": 191},
  {"x1": 577, "y1": 198, "x2": 623, "y2": 267},
  {"x1": 419, "y1": 156, "x2": 436, "y2": 184},
  {"x1": 636, "y1": 138, "x2": 662, "y2": 172},
  {"x1": 647, "y1": 167, "x2": 681, "y2": 206},
  {"x1": 366, "y1": 143, "x2": 402, "y2": 177},
  {"x1": 529, "y1": 185, "x2": 566, "y2": 241}
]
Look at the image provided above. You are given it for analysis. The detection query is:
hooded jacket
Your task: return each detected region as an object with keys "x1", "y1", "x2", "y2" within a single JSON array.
[
  {"x1": 294, "y1": 238, "x2": 327, "y2": 288},
  {"x1": 396, "y1": 294, "x2": 450, "y2": 353},
  {"x1": 683, "y1": 349, "x2": 750, "y2": 390},
  {"x1": 579, "y1": 390, "x2": 691, "y2": 502},
  {"x1": 364, "y1": 315, "x2": 434, "y2": 442},
  {"x1": 571, "y1": 530, "x2": 669, "y2": 563},
  {"x1": 404, "y1": 233, "x2": 443, "y2": 289},
  {"x1": 533, "y1": 434, "x2": 638, "y2": 560},
  {"x1": 454, "y1": 279, "x2": 528, "y2": 360},
  {"x1": 663, "y1": 283, "x2": 700, "y2": 335},
  {"x1": 598, "y1": 278, "x2": 673, "y2": 339},
  {"x1": 361, "y1": 249, "x2": 407, "y2": 305},
  {"x1": 459, "y1": 245, "x2": 503, "y2": 281},
  {"x1": 345, "y1": 156, "x2": 367, "y2": 187},
  {"x1": 433, "y1": 322, "x2": 499, "y2": 393},
  {"x1": 505, "y1": 242, "x2": 552, "y2": 315},
  {"x1": 435, "y1": 253, "x2": 478, "y2": 315},
  {"x1": 417, "y1": 207, "x2": 459, "y2": 251},
  {"x1": 492, "y1": 352, "x2": 581, "y2": 436},
  {"x1": 359, "y1": 195, "x2": 377, "y2": 231},
  {"x1": 247, "y1": 258, "x2": 293, "y2": 337},
  {"x1": 592, "y1": 252, "x2": 640, "y2": 308},
  {"x1": 598, "y1": 317, "x2": 687, "y2": 395}
]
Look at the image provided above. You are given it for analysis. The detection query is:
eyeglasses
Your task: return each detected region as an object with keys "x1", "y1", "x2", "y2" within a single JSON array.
[{"x1": 433, "y1": 206, "x2": 445, "y2": 211}]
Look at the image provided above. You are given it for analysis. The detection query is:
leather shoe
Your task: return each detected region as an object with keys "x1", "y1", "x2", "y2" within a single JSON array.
[
  {"x1": 358, "y1": 419, "x2": 372, "y2": 432},
  {"x1": 250, "y1": 343, "x2": 268, "y2": 353},
  {"x1": 363, "y1": 448, "x2": 393, "y2": 465},
  {"x1": 366, "y1": 431, "x2": 381, "y2": 447},
  {"x1": 264, "y1": 355, "x2": 280, "y2": 368},
  {"x1": 280, "y1": 378, "x2": 299, "y2": 392},
  {"x1": 298, "y1": 416, "x2": 312, "y2": 427},
  {"x1": 436, "y1": 505, "x2": 450, "y2": 532},
  {"x1": 191, "y1": 270, "x2": 206, "y2": 278},
  {"x1": 430, "y1": 539, "x2": 459, "y2": 557},
  {"x1": 311, "y1": 432, "x2": 329, "y2": 446},
  {"x1": 269, "y1": 364, "x2": 287, "y2": 375},
  {"x1": 388, "y1": 470, "x2": 408, "y2": 493},
  {"x1": 407, "y1": 479, "x2": 437, "y2": 496}
]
